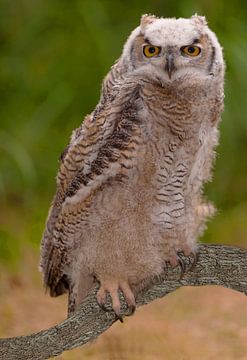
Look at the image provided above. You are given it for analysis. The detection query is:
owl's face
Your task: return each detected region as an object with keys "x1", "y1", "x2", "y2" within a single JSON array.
[{"x1": 124, "y1": 15, "x2": 224, "y2": 85}]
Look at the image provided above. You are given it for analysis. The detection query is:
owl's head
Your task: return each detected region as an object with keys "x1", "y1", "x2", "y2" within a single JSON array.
[{"x1": 122, "y1": 14, "x2": 224, "y2": 85}]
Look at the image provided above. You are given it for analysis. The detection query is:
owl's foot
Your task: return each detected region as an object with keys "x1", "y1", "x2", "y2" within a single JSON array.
[
  {"x1": 97, "y1": 280, "x2": 136, "y2": 322},
  {"x1": 166, "y1": 247, "x2": 198, "y2": 278},
  {"x1": 166, "y1": 253, "x2": 186, "y2": 278},
  {"x1": 181, "y1": 244, "x2": 199, "y2": 269}
]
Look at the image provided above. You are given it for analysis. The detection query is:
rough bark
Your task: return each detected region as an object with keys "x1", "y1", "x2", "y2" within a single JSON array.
[{"x1": 0, "y1": 244, "x2": 247, "y2": 360}]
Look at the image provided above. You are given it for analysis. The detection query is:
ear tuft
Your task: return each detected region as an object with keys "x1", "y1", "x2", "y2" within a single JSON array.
[
  {"x1": 191, "y1": 14, "x2": 207, "y2": 27},
  {"x1": 140, "y1": 14, "x2": 157, "y2": 32}
]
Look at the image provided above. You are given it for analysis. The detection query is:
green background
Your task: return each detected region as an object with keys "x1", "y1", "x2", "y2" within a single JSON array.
[{"x1": 0, "y1": 0, "x2": 247, "y2": 268}]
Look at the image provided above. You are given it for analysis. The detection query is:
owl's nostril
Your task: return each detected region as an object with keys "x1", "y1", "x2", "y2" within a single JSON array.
[{"x1": 165, "y1": 53, "x2": 175, "y2": 79}]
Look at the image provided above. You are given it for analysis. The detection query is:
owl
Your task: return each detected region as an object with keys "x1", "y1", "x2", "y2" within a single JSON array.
[{"x1": 40, "y1": 14, "x2": 225, "y2": 320}]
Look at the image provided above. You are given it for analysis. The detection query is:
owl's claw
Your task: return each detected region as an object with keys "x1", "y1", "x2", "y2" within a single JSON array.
[
  {"x1": 127, "y1": 304, "x2": 136, "y2": 316},
  {"x1": 181, "y1": 245, "x2": 198, "y2": 269},
  {"x1": 96, "y1": 279, "x2": 136, "y2": 322},
  {"x1": 115, "y1": 314, "x2": 124, "y2": 323},
  {"x1": 189, "y1": 251, "x2": 199, "y2": 270},
  {"x1": 177, "y1": 252, "x2": 186, "y2": 278}
]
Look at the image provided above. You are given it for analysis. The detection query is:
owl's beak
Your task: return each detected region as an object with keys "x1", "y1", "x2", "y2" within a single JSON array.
[{"x1": 165, "y1": 54, "x2": 175, "y2": 80}]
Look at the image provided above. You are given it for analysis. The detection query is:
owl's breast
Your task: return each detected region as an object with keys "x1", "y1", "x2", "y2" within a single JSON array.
[{"x1": 139, "y1": 81, "x2": 213, "y2": 130}]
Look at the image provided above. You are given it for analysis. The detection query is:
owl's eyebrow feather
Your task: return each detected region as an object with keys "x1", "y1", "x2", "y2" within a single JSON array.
[
  {"x1": 143, "y1": 38, "x2": 152, "y2": 45},
  {"x1": 193, "y1": 38, "x2": 200, "y2": 44}
]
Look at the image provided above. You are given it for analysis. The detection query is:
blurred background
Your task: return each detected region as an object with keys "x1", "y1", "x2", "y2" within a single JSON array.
[{"x1": 0, "y1": 0, "x2": 247, "y2": 359}]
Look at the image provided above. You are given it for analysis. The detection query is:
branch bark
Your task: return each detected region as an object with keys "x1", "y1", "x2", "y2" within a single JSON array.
[{"x1": 0, "y1": 244, "x2": 247, "y2": 360}]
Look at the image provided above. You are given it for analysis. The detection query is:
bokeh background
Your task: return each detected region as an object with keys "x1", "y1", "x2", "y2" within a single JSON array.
[{"x1": 0, "y1": 1, "x2": 247, "y2": 359}]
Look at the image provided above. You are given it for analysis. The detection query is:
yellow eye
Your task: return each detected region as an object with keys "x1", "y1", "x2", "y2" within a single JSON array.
[
  {"x1": 181, "y1": 45, "x2": 201, "y2": 57},
  {"x1": 143, "y1": 45, "x2": 161, "y2": 58}
]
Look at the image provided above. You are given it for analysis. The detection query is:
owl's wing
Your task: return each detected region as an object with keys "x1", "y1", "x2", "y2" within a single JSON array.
[
  {"x1": 40, "y1": 80, "x2": 141, "y2": 297},
  {"x1": 40, "y1": 106, "x2": 118, "y2": 294},
  {"x1": 41, "y1": 52, "x2": 131, "y2": 269}
]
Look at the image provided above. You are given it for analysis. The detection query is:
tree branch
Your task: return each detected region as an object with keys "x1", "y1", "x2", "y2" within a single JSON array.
[{"x1": 0, "y1": 244, "x2": 247, "y2": 360}]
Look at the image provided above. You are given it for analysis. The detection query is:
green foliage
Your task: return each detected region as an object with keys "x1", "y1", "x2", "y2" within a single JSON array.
[
  {"x1": 0, "y1": 229, "x2": 19, "y2": 263},
  {"x1": 0, "y1": 0, "x2": 247, "y2": 264}
]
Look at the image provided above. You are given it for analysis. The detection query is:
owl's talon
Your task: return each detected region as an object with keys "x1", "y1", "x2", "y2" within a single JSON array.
[
  {"x1": 129, "y1": 304, "x2": 136, "y2": 315},
  {"x1": 177, "y1": 254, "x2": 186, "y2": 278},
  {"x1": 119, "y1": 281, "x2": 136, "y2": 315},
  {"x1": 116, "y1": 314, "x2": 124, "y2": 323},
  {"x1": 189, "y1": 251, "x2": 199, "y2": 270},
  {"x1": 124, "y1": 304, "x2": 136, "y2": 317},
  {"x1": 97, "y1": 279, "x2": 136, "y2": 320}
]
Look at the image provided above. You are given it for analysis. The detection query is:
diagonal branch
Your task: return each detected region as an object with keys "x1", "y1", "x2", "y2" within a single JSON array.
[{"x1": 0, "y1": 244, "x2": 247, "y2": 360}]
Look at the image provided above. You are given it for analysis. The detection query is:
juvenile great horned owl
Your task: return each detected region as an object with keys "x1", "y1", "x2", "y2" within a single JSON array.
[{"x1": 40, "y1": 14, "x2": 225, "y2": 319}]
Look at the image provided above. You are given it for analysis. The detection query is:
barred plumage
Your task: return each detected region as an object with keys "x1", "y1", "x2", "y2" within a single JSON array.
[{"x1": 40, "y1": 14, "x2": 224, "y2": 318}]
